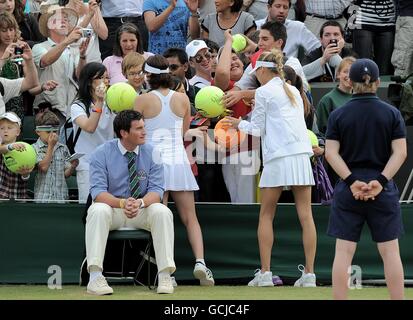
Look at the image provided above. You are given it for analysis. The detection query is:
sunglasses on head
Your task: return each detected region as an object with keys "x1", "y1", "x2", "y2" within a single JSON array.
[{"x1": 194, "y1": 51, "x2": 212, "y2": 64}]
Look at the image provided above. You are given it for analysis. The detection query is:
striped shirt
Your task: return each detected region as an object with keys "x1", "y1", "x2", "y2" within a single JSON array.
[
  {"x1": 355, "y1": 0, "x2": 396, "y2": 30},
  {"x1": 32, "y1": 139, "x2": 72, "y2": 203},
  {"x1": 305, "y1": 0, "x2": 352, "y2": 18}
]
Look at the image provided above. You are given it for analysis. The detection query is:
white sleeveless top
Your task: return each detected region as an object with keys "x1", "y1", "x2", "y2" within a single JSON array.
[{"x1": 144, "y1": 89, "x2": 199, "y2": 191}]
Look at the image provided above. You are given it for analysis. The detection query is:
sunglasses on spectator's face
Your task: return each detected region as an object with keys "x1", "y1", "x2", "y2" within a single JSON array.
[
  {"x1": 168, "y1": 64, "x2": 182, "y2": 71},
  {"x1": 194, "y1": 51, "x2": 212, "y2": 64}
]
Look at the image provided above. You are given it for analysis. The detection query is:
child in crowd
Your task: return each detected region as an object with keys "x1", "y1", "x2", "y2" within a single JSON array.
[
  {"x1": 32, "y1": 111, "x2": 78, "y2": 203},
  {"x1": 121, "y1": 52, "x2": 146, "y2": 94},
  {"x1": 0, "y1": 112, "x2": 33, "y2": 199}
]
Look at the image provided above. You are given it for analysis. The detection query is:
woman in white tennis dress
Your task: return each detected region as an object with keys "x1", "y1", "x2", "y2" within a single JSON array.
[
  {"x1": 224, "y1": 49, "x2": 317, "y2": 288},
  {"x1": 134, "y1": 55, "x2": 214, "y2": 287}
]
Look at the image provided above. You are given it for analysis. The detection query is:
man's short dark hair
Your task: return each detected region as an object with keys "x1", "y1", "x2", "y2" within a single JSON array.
[
  {"x1": 163, "y1": 47, "x2": 188, "y2": 65},
  {"x1": 319, "y1": 20, "x2": 344, "y2": 38},
  {"x1": 261, "y1": 21, "x2": 287, "y2": 50},
  {"x1": 268, "y1": 0, "x2": 291, "y2": 7},
  {"x1": 114, "y1": 110, "x2": 143, "y2": 138}
]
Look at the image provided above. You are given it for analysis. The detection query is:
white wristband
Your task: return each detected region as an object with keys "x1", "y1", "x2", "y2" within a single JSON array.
[{"x1": 139, "y1": 198, "x2": 145, "y2": 209}]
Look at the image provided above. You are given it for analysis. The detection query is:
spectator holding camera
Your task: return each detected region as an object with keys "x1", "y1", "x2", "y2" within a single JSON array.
[
  {"x1": 32, "y1": 110, "x2": 78, "y2": 203},
  {"x1": 303, "y1": 21, "x2": 356, "y2": 82},
  {"x1": 65, "y1": 0, "x2": 108, "y2": 63},
  {"x1": 32, "y1": 3, "x2": 88, "y2": 122},
  {"x1": 0, "y1": 18, "x2": 40, "y2": 117}
]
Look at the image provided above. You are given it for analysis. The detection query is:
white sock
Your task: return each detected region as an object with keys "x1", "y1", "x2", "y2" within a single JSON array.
[
  {"x1": 158, "y1": 271, "x2": 170, "y2": 278},
  {"x1": 196, "y1": 259, "x2": 205, "y2": 266},
  {"x1": 89, "y1": 266, "x2": 102, "y2": 283}
]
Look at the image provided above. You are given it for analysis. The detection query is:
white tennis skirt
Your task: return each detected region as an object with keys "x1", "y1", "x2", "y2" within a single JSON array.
[{"x1": 259, "y1": 153, "x2": 315, "y2": 188}]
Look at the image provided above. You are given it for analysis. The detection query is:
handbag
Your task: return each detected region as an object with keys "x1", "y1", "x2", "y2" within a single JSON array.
[{"x1": 312, "y1": 156, "x2": 334, "y2": 205}]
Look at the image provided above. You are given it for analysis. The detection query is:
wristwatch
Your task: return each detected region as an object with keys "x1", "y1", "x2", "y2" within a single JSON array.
[
  {"x1": 7, "y1": 144, "x2": 14, "y2": 151},
  {"x1": 139, "y1": 198, "x2": 145, "y2": 209}
]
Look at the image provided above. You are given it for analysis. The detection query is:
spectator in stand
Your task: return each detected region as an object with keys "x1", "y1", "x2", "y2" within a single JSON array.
[
  {"x1": 213, "y1": 29, "x2": 260, "y2": 203},
  {"x1": 304, "y1": 0, "x2": 350, "y2": 38},
  {"x1": 201, "y1": 0, "x2": 256, "y2": 47},
  {"x1": 103, "y1": 23, "x2": 152, "y2": 85},
  {"x1": 163, "y1": 47, "x2": 196, "y2": 105},
  {"x1": 0, "y1": 0, "x2": 45, "y2": 47},
  {"x1": 99, "y1": 0, "x2": 148, "y2": 60},
  {"x1": 186, "y1": 39, "x2": 212, "y2": 91},
  {"x1": 143, "y1": 0, "x2": 200, "y2": 55},
  {"x1": 65, "y1": 0, "x2": 108, "y2": 64},
  {"x1": 316, "y1": 56, "x2": 355, "y2": 135},
  {"x1": 242, "y1": 0, "x2": 269, "y2": 20},
  {"x1": 226, "y1": 21, "x2": 308, "y2": 109},
  {"x1": 352, "y1": 0, "x2": 396, "y2": 75},
  {"x1": 32, "y1": 110, "x2": 78, "y2": 203},
  {"x1": 255, "y1": 0, "x2": 320, "y2": 58},
  {"x1": 0, "y1": 112, "x2": 34, "y2": 199},
  {"x1": 32, "y1": 3, "x2": 87, "y2": 122},
  {"x1": 303, "y1": 21, "x2": 356, "y2": 82},
  {"x1": 391, "y1": 0, "x2": 413, "y2": 78},
  {"x1": 121, "y1": 52, "x2": 146, "y2": 94},
  {"x1": 70, "y1": 62, "x2": 115, "y2": 203}
]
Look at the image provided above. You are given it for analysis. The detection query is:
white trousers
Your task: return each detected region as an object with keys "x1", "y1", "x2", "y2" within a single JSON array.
[
  {"x1": 86, "y1": 202, "x2": 176, "y2": 274},
  {"x1": 222, "y1": 151, "x2": 259, "y2": 203},
  {"x1": 76, "y1": 170, "x2": 89, "y2": 204}
]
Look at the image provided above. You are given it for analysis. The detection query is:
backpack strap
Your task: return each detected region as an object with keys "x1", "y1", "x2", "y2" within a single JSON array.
[
  {"x1": 71, "y1": 101, "x2": 88, "y2": 149},
  {"x1": 0, "y1": 80, "x2": 4, "y2": 97}
]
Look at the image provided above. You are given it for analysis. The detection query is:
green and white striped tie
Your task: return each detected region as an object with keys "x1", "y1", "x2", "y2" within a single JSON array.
[{"x1": 127, "y1": 151, "x2": 141, "y2": 199}]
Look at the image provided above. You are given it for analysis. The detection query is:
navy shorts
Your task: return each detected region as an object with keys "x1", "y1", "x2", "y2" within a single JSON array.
[{"x1": 327, "y1": 169, "x2": 404, "y2": 243}]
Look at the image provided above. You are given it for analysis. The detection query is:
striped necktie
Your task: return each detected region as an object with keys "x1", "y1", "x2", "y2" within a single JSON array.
[{"x1": 126, "y1": 151, "x2": 141, "y2": 199}]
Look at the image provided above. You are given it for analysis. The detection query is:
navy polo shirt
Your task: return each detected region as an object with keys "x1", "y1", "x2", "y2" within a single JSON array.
[{"x1": 326, "y1": 93, "x2": 406, "y2": 171}]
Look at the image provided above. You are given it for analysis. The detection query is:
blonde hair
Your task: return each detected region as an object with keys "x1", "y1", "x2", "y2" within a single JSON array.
[
  {"x1": 122, "y1": 52, "x2": 145, "y2": 76},
  {"x1": 258, "y1": 49, "x2": 297, "y2": 106},
  {"x1": 352, "y1": 74, "x2": 379, "y2": 93},
  {"x1": 336, "y1": 56, "x2": 356, "y2": 76}
]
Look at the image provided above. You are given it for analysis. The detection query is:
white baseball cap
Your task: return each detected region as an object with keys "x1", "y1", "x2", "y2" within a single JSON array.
[
  {"x1": 186, "y1": 40, "x2": 208, "y2": 58},
  {"x1": 0, "y1": 112, "x2": 22, "y2": 126}
]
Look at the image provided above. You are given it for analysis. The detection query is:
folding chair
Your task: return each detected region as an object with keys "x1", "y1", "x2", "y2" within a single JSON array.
[{"x1": 79, "y1": 228, "x2": 155, "y2": 289}]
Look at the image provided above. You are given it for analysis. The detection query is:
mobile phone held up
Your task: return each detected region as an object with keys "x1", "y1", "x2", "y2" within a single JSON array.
[{"x1": 329, "y1": 39, "x2": 338, "y2": 47}]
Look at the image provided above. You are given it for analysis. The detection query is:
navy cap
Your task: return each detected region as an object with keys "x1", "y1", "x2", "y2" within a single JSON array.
[{"x1": 349, "y1": 58, "x2": 379, "y2": 83}]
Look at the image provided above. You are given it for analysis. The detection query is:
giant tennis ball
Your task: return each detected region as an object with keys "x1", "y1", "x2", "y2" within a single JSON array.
[
  {"x1": 195, "y1": 86, "x2": 225, "y2": 118},
  {"x1": 232, "y1": 34, "x2": 247, "y2": 53},
  {"x1": 214, "y1": 118, "x2": 246, "y2": 149},
  {"x1": 307, "y1": 129, "x2": 319, "y2": 146},
  {"x1": 3, "y1": 142, "x2": 36, "y2": 174},
  {"x1": 106, "y1": 82, "x2": 137, "y2": 112}
]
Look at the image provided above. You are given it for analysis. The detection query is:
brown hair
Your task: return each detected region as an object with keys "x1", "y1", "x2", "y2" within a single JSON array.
[
  {"x1": 0, "y1": 11, "x2": 21, "y2": 43},
  {"x1": 122, "y1": 52, "x2": 145, "y2": 76},
  {"x1": 258, "y1": 49, "x2": 297, "y2": 106},
  {"x1": 336, "y1": 56, "x2": 356, "y2": 76},
  {"x1": 283, "y1": 65, "x2": 310, "y2": 116},
  {"x1": 35, "y1": 110, "x2": 60, "y2": 127},
  {"x1": 144, "y1": 55, "x2": 172, "y2": 90},
  {"x1": 113, "y1": 23, "x2": 143, "y2": 57}
]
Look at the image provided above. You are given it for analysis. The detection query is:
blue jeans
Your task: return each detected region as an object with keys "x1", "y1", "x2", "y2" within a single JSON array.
[{"x1": 352, "y1": 29, "x2": 395, "y2": 75}]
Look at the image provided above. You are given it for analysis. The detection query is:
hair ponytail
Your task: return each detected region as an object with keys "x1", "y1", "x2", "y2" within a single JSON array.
[{"x1": 258, "y1": 49, "x2": 297, "y2": 106}]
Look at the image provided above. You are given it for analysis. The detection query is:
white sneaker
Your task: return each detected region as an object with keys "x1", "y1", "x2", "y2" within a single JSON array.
[
  {"x1": 157, "y1": 273, "x2": 174, "y2": 294},
  {"x1": 193, "y1": 262, "x2": 215, "y2": 286},
  {"x1": 294, "y1": 264, "x2": 316, "y2": 287},
  {"x1": 171, "y1": 276, "x2": 178, "y2": 287},
  {"x1": 248, "y1": 269, "x2": 274, "y2": 287},
  {"x1": 87, "y1": 275, "x2": 113, "y2": 295}
]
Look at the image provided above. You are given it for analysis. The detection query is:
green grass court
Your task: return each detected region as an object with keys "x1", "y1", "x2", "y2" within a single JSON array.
[{"x1": 0, "y1": 285, "x2": 412, "y2": 300}]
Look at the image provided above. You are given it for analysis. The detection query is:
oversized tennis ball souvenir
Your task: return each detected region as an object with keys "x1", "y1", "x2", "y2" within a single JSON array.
[
  {"x1": 194, "y1": 86, "x2": 225, "y2": 118},
  {"x1": 106, "y1": 82, "x2": 137, "y2": 112},
  {"x1": 232, "y1": 34, "x2": 247, "y2": 53},
  {"x1": 3, "y1": 142, "x2": 36, "y2": 173},
  {"x1": 307, "y1": 129, "x2": 319, "y2": 146},
  {"x1": 214, "y1": 118, "x2": 246, "y2": 149}
]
